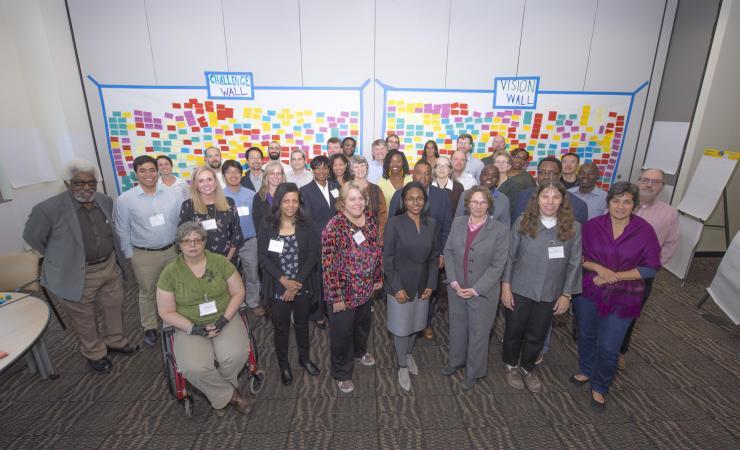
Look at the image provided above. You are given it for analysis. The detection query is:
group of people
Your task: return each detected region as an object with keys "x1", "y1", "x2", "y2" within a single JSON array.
[{"x1": 23, "y1": 132, "x2": 679, "y2": 415}]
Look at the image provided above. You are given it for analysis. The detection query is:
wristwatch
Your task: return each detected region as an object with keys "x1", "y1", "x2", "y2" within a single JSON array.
[{"x1": 561, "y1": 293, "x2": 572, "y2": 300}]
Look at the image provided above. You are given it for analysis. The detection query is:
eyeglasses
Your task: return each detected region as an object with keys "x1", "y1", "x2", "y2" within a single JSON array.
[
  {"x1": 224, "y1": 170, "x2": 242, "y2": 176},
  {"x1": 638, "y1": 178, "x2": 663, "y2": 186},
  {"x1": 181, "y1": 238, "x2": 203, "y2": 246},
  {"x1": 70, "y1": 180, "x2": 99, "y2": 188}
]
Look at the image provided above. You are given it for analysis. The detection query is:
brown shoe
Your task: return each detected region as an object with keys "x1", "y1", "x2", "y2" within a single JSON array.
[
  {"x1": 423, "y1": 327, "x2": 434, "y2": 340},
  {"x1": 505, "y1": 365, "x2": 525, "y2": 390},
  {"x1": 617, "y1": 354, "x2": 626, "y2": 370},
  {"x1": 251, "y1": 306, "x2": 265, "y2": 317},
  {"x1": 229, "y1": 389, "x2": 252, "y2": 415}
]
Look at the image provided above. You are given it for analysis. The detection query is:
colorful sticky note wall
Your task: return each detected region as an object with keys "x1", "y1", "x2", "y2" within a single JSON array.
[{"x1": 108, "y1": 98, "x2": 360, "y2": 192}]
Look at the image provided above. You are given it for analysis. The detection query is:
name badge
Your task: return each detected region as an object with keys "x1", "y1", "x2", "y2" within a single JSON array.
[
  {"x1": 149, "y1": 213, "x2": 165, "y2": 227},
  {"x1": 237, "y1": 206, "x2": 250, "y2": 216},
  {"x1": 268, "y1": 239, "x2": 284, "y2": 253},
  {"x1": 548, "y1": 246, "x2": 565, "y2": 259},
  {"x1": 330, "y1": 188, "x2": 339, "y2": 198},
  {"x1": 201, "y1": 219, "x2": 217, "y2": 230},
  {"x1": 199, "y1": 300, "x2": 217, "y2": 317},
  {"x1": 353, "y1": 230, "x2": 366, "y2": 245}
]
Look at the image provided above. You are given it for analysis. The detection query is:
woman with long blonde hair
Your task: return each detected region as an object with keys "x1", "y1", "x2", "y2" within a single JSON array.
[
  {"x1": 252, "y1": 161, "x2": 286, "y2": 236},
  {"x1": 179, "y1": 165, "x2": 242, "y2": 262}
]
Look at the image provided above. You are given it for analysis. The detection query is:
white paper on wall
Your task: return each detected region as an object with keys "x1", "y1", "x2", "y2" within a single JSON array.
[
  {"x1": 706, "y1": 231, "x2": 740, "y2": 325},
  {"x1": 643, "y1": 121, "x2": 689, "y2": 175},
  {"x1": 677, "y1": 150, "x2": 737, "y2": 221},
  {"x1": 0, "y1": 128, "x2": 57, "y2": 188}
]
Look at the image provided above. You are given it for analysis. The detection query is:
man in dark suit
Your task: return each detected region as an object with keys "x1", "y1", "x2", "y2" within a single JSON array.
[
  {"x1": 388, "y1": 160, "x2": 452, "y2": 339},
  {"x1": 300, "y1": 155, "x2": 340, "y2": 329},
  {"x1": 240, "y1": 146, "x2": 264, "y2": 191},
  {"x1": 512, "y1": 156, "x2": 589, "y2": 225},
  {"x1": 23, "y1": 159, "x2": 138, "y2": 374}
]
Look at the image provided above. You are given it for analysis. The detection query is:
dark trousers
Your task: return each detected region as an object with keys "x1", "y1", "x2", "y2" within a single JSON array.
[
  {"x1": 502, "y1": 293, "x2": 554, "y2": 372},
  {"x1": 328, "y1": 299, "x2": 372, "y2": 381},
  {"x1": 426, "y1": 268, "x2": 446, "y2": 327},
  {"x1": 620, "y1": 277, "x2": 654, "y2": 354},
  {"x1": 574, "y1": 296, "x2": 633, "y2": 394},
  {"x1": 271, "y1": 292, "x2": 311, "y2": 370}
]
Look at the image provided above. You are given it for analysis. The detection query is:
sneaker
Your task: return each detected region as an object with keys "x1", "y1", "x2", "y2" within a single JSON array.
[
  {"x1": 337, "y1": 380, "x2": 354, "y2": 393},
  {"x1": 251, "y1": 306, "x2": 265, "y2": 317},
  {"x1": 505, "y1": 365, "x2": 525, "y2": 390},
  {"x1": 143, "y1": 329, "x2": 157, "y2": 348},
  {"x1": 406, "y1": 354, "x2": 419, "y2": 376},
  {"x1": 522, "y1": 370, "x2": 542, "y2": 393},
  {"x1": 355, "y1": 352, "x2": 376, "y2": 367},
  {"x1": 398, "y1": 367, "x2": 411, "y2": 391}
]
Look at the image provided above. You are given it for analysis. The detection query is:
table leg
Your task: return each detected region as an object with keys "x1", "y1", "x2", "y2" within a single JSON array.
[
  {"x1": 31, "y1": 340, "x2": 57, "y2": 380},
  {"x1": 24, "y1": 352, "x2": 38, "y2": 375}
]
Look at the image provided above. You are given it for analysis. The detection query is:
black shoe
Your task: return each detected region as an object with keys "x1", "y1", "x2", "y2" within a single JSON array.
[
  {"x1": 315, "y1": 320, "x2": 327, "y2": 330},
  {"x1": 106, "y1": 344, "x2": 140, "y2": 355},
  {"x1": 300, "y1": 361, "x2": 321, "y2": 377},
  {"x1": 143, "y1": 330, "x2": 157, "y2": 348},
  {"x1": 88, "y1": 357, "x2": 113, "y2": 374},
  {"x1": 280, "y1": 368, "x2": 293, "y2": 386}
]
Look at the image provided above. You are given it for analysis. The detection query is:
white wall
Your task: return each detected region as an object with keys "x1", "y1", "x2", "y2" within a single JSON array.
[
  {"x1": 66, "y1": 0, "x2": 675, "y2": 195},
  {"x1": 674, "y1": 0, "x2": 740, "y2": 251},
  {"x1": 0, "y1": 0, "x2": 96, "y2": 254}
]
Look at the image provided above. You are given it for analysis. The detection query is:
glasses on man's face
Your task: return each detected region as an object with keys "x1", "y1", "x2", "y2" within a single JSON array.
[
  {"x1": 224, "y1": 170, "x2": 242, "y2": 176},
  {"x1": 70, "y1": 180, "x2": 98, "y2": 188},
  {"x1": 638, "y1": 178, "x2": 663, "y2": 186},
  {"x1": 539, "y1": 171, "x2": 559, "y2": 178},
  {"x1": 181, "y1": 238, "x2": 203, "y2": 246}
]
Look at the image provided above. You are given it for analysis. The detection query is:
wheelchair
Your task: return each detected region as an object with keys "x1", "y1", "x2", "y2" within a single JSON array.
[{"x1": 161, "y1": 306, "x2": 265, "y2": 417}]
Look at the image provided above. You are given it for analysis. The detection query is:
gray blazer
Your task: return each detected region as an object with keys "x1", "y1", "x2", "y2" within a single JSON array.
[
  {"x1": 502, "y1": 216, "x2": 582, "y2": 302},
  {"x1": 443, "y1": 216, "x2": 509, "y2": 301},
  {"x1": 455, "y1": 189, "x2": 511, "y2": 227},
  {"x1": 383, "y1": 214, "x2": 439, "y2": 299},
  {"x1": 23, "y1": 191, "x2": 126, "y2": 301}
]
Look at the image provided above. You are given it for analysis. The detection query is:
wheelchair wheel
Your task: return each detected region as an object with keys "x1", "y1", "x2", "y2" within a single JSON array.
[
  {"x1": 249, "y1": 370, "x2": 265, "y2": 394},
  {"x1": 183, "y1": 396, "x2": 194, "y2": 418},
  {"x1": 161, "y1": 333, "x2": 177, "y2": 397}
]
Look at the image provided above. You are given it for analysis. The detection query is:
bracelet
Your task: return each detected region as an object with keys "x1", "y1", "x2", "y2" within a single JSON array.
[{"x1": 561, "y1": 293, "x2": 572, "y2": 300}]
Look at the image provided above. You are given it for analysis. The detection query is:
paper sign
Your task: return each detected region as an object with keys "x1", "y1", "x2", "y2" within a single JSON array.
[
  {"x1": 548, "y1": 246, "x2": 565, "y2": 259},
  {"x1": 268, "y1": 239, "x2": 284, "y2": 253},
  {"x1": 149, "y1": 213, "x2": 165, "y2": 227},
  {"x1": 494, "y1": 76, "x2": 540, "y2": 109},
  {"x1": 330, "y1": 188, "x2": 339, "y2": 198},
  {"x1": 237, "y1": 206, "x2": 250, "y2": 216},
  {"x1": 199, "y1": 301, "x2": 217, "y2": 316},
  {"x1": 201, "y1": 219, "x2": 217, "y2": 230},
  {"x1": 205, "y1": 71, "x2": 254, "y2": 100},
  {"x1": 353, "y1": 230, "x2": 366, "y2": 245}
]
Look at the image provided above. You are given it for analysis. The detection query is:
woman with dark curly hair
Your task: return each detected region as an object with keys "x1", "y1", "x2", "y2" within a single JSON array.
[
  {"x1": 257, "y1": 183, "x2": 321, "y2": 386},
  {"x1": 501, "y1": 181, "x2": 582, "y2": 392},
  {"x1": 571, "y1": 182, "x2": 661, "y2": 413},
  {"x1": 329, "y1": 153, "x2": 352, "y2": 189}
]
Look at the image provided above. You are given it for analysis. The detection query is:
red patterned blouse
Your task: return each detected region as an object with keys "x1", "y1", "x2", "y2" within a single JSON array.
[{"x1": 321, "y1": 211, "x2": 383, "y2": 309}]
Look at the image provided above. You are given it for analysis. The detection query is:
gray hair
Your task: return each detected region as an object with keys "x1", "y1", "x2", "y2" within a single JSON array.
[
  {"x1": 291, "y1": 148, "x2": 307, "y2": 160},
  {"x1": 639, "y1": 168, "x2": 665, "y2": 181},
  {"x1": 175, "y1": 221, "x2": 208, "y2": 245},
  {"x1": 62, "y1": 159, "x2": 100, "y2": 181},
  {"x1": 607, "y1": 182, "x2": 641, "y2": 209}
]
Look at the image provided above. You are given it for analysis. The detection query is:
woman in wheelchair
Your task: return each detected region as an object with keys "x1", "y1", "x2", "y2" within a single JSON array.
[{"x1": 156, "y1": 221, "x2": 251, "y2": 415}]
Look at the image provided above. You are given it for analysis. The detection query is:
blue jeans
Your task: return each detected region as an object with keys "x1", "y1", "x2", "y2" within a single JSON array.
[{"x1": 574, "y1": 295, "x2": 633, "y2": 394}]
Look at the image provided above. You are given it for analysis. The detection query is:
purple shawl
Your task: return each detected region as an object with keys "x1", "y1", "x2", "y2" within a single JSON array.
[{"x1": 582, "y1": 214, "x2": 661, "y2": 318}]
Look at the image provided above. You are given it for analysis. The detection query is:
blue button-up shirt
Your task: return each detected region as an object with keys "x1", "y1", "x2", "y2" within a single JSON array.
[
  {"x1": 224, "y1": 185, "x2": 257, "y2": 240},
  {"x1": 114, "y1": 184, "x2": 183, "y2": 258},
  {"x1": 568, "y1": 186, "x2": 607, "y2": 220},
  {"x1": 367, "y1": 159, "x2": 384, "y2": 183}
]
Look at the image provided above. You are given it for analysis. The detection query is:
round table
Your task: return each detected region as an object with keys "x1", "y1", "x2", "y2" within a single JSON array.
[{"x1": 0, "y1": 292, "x2": 57, "y2": 380}]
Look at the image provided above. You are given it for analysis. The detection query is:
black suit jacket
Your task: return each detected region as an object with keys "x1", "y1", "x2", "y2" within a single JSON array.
[
  {"x1": 383, "y1": 214, "x2": 439, "y2": 299},
  {"x1": 240, "y1": 170, "x2": 259, "y2": 191},
  {"x1": 300, "y1": 180, "x2": 340, "y2": 237},
  {"x1": 388, "y1": 184, "x2": 452, "y2": 251},
  {"x1": 512, "y1": 187, "x2": 589, "y2": 225},
  {"x1": 257, "y1": 220, "x2": 320, "y2": 299}
]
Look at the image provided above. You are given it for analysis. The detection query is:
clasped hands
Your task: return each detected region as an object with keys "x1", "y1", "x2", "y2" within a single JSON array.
[
  {"x1": 280, "y1": 276, "x2": 302, "y2": 302},
  {"x1": 190, "y1": 315, "x2": 229, "y2": 338},
  {"x1": 592, "y1": 267, "x2": 620, "y2": 287},
  {"x1": 394, "y1": 288, "x2": 433, "y2": 303}
]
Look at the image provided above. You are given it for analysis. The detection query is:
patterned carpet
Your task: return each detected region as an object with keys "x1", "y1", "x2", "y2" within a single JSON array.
[{"x1": 1, "y1": 257, "x2": 738, "y2": 449}]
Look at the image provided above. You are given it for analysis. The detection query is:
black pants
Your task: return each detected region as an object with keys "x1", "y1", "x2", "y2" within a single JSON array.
[
  {"x1": 271, "y1": 292, "x2": 311, "y2": 370},
  {"x1": 502, "y1": 293, "x2": 554, "y2": 372},
  {"x1": 620, "y1": 277, "x2": 654, "y2": 354},
  {"x1": 328, "y1": 298, "x2": 372, "y2": 381}
]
